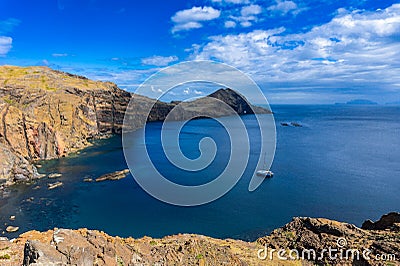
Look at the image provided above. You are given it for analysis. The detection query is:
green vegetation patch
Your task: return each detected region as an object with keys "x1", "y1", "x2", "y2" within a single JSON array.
[
  {"x1": 195, "y1": 254, "x2": 204, "y2": 259},
  {"x1": 0, "y1": 254, "x2": 10, "y2": 260},
  {"x1": 2, "y1": 96, "x2": 15, "y2": 105},
  {"x1": 117, "y1": 256, "x2": 124, "y2": 266}
]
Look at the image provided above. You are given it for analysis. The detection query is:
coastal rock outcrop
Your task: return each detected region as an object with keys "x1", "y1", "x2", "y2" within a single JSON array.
[
  {"x1": 362, "y1": 212, "x2": 400, "y2": 230},
  {"x1": 257, "y1": 216, "x2": 400, "y2": 265},
  {"x1": 0, "y1": 214, "x2": 398, "y2": 265}
]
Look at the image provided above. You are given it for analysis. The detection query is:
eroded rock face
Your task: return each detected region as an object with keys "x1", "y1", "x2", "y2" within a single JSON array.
[
  {"x1": 0, "y1": 143, "x2": 40, "y2": 186},
  {"x1": 0, "y1": 68, "x2": 132, "y2": 161},
  {"x1": 362, "y1": 212, "x2": 400, "y2": 230},
  {"x1": 257, "y1": 216, "x2": 400, "y2": 266},
  {"x1": 0, "y1": 66, "x2": 134, "y2": 184}
]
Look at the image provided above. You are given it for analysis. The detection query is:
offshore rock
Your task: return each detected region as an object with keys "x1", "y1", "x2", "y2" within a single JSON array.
[{"x1": 95, "y1": 169, "x2": 130, "y2": 182}]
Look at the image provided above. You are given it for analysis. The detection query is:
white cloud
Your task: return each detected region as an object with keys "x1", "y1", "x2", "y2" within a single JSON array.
[
  {"x1": 52, "y1": 53, "x2": 68, "y2": 57},
  {"x1": 172, "y1": 6, "x2": 221, "y2": 23},
  {"x1": 267, "y1": 0, "x2": 301, "y2": 16},
  {"x1": 151, "y1": 85, "x2": 163, "y2": 93},
  {"x1": 0, "y1": 36, "x2": 12, "y2": 56},
  {"x1": 172, "y1": 22, "x2": 203, "y2": 33},
  {"x1": 192, "y1": 4, "x2": 400, "y2": 103},
  {"x1": 224, "y1": 20, "x2": 237, "y2": 28},
  {"x1": 141, "y1": 55, "x2": 179, "y2": 66},
  {"x1": 240, "y1": 21, "x2": 253, "y2": 27},
  {"x1": 227, "y1": 4, "x2": 262, "y2": 28},
  {"x1": 229, "y1": 14, "x2": 258, "y2": 28},
  {"x1": 241, "y1": 4, "x2": 262, "y2": 17},
  {"x1": 211, "y1": 0, "x2": 250, "y2": 4},
  {"x1": 171, "y1": 6, "x2": 221, "y2": 33}
]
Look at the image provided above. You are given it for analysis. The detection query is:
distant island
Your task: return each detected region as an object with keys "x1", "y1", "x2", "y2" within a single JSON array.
[{"x1": 335, "y1": 99, "x2": 378, "y2": 105}]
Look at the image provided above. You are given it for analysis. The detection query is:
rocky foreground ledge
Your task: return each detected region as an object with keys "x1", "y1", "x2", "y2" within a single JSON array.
[{"x1": 0, "y1": 213, "x2": 399, "y2": 265}]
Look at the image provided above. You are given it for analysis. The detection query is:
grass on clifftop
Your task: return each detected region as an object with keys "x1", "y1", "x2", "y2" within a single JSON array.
[{"x1": 0, "y1": 65, "x2": 109, "y2": 92}]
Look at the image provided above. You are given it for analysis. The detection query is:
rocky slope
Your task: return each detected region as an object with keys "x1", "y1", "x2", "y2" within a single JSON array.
[
  {"x1": 0, "y1": 65, "x2": 270, "y2": 186},
  {"x1": 257, "y1": 212, "x2": 400, "y2": 266},
  {"x1": 0, "y1": 213, "x2": 398, "y2": 265}
]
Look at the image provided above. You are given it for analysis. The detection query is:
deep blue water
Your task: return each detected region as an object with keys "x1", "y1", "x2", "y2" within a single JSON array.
[{"x1": 1, "y1": 105, "x2": 399, "y2": 240}]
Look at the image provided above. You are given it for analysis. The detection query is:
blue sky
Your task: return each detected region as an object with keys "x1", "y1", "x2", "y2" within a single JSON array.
[{"x1": 1, "y1": 0, "x2": 399, "y2": 103}]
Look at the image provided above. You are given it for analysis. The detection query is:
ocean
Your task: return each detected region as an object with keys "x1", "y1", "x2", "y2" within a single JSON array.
[{"x1": 1, "y1": 105, "x2": 399, "y2": 241}]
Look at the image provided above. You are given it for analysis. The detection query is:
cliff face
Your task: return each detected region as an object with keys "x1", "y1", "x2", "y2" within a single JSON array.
[
  {"x1": 0, "y1": 66, "x2": 132, "y2": 185},
  {"x1": 0, "y1": 66, "x2": 271, "y2": 185},
  {"x1": 0, "y1": 213, "x2": 398, "y2": 265}
]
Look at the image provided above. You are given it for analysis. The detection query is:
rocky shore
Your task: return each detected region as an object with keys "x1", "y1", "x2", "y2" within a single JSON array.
[{"x1": 0, "y1": 213, "x2": 397, "y2": 265}]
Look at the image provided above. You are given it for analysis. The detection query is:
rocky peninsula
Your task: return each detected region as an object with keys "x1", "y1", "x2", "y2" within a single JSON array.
[{"x1": 0, "y1": 65, "x2": 270, "y2": 187}]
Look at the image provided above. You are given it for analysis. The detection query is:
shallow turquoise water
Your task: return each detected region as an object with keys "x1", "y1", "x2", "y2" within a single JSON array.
[{"x1": 1, "y1": 105, "x2": 399, "y2": 240}]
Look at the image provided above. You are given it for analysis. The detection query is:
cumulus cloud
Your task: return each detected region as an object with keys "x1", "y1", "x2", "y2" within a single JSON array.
[
  {"x1": 240, "y1": 21, "x2": 253, "y2": 27},
  {"x1": 267, "y1": 0, "x2": 301, "y2": 16},
  {"x1": 241, "y1": 4, "x2": 262, "y2": 17},
  {"x1": 224, "y1": 20, "x2": 237, "y2": 28},
  {"x1": 171, "y1": 6, "x2": 221, "y2": 33},
  {"x1": 0, "y1": 36, "x2": 12, "y2": 56},
  {"x1": 141, "y1": 55, "x2": 179, "y2": 66},
  {"x1": 192, "y1": 4, "x2": 400, "y2": 103},
  {"x1": 228, "y1": 4, "x2": 262, "y2": 28}
]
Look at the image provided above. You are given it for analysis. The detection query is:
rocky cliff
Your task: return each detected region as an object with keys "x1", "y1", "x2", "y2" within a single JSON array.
[
  {"x1": 0, "y1": 213, "x2": 398, "y2": 265},
  {"x1": 0, "y1": 66, "x2": 271, "y2": 186},
  {"x1": 0, "y1": 66, "x2": 132, "y2": 186}
]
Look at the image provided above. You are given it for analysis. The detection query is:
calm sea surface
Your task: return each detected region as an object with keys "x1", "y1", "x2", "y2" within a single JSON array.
[{"x1": 1, "y1": 105, "x2": 399, "y2": 240}]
